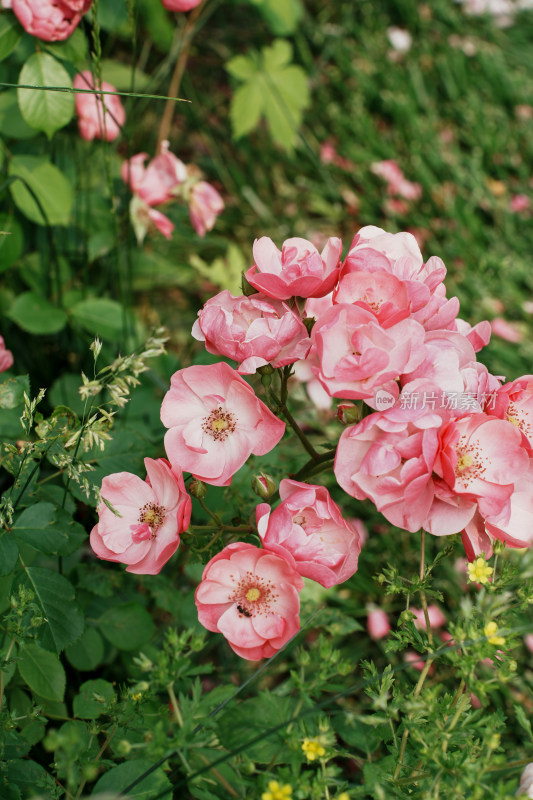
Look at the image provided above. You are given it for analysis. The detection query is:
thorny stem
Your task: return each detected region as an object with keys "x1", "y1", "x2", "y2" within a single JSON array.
[{"x1": 157, "y1": 1, "x2": 204, "y2": 148}]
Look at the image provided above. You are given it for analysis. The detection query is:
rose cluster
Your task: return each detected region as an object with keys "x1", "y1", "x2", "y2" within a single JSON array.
[{"x1": 91, "y1": 224, "x2": 532, "y2": 659}]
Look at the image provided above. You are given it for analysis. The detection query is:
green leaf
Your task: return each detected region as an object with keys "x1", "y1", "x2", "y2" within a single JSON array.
[
  {"x1": 0, "y1": 376, "x2": 27, "y2": 410},
  {"x1": 17, "y1": 644, "x2": 66, "y2": 701},
  {"x1": 189, "y1": 244, "x2": 247, "y2": 295},
  {"x1": 0, "y1": 15, "x2": 22, "y2": 62},
  {"x1": 43, "y1": 28, "x2": 87, "y2": 64},
  {"x1": 226, "y1": 54, "x2": 257, "y2": 81},
  {"x1": 18, "y1": 53, "x2": 74, "y2": 138},
  {"x1": 9, "y1": 156, "x2": 73, "y2": 226},
  {"x1": 217, "y1": 693, "x2": 300, "y2": 763},
  {"x1": 0, "y1": 212, "x2": 23, "y2": 273},
  {"x1": 23, "y1": 567, "x2": 84, "y2": 652},
  {"x1": 256, "y1": 0, "x2": 304, "y2": 35},
  {"x1": 91, "y1": 759, "x2": 172, "y2": 799},
  {"x1": 0, "y1": 534, "x2": 19, "y2": 577},
  {"x1": 69, "y1": 297, "x2": 128, "y2": 341},
  {"x1": 66, "y1": 627, "x2": 105, "y2": 672},
  {"x1": 0, "y1": 92, "x2": 37, "y2": 140},
  {"x1": 227, "y1": 39, "x2": 310, "y2": 152},
  {"x1": 7, "y1": 291, "x2": 67, "y2": 335},
  {"x1": 73, "y1": 679, "x2": 116, "y2": 719},
  {"x1": 5, "y1": 758, "x2": 57, "y2": 799},
  {"x1": 101, "y1": 58, "x2": 151, "y2": 91},
  {"x1": 13, "y1": 503, "x2": 80, "y2": 557},
  {"x1": 99, "y1": 602, "x2": 155, "y2": 651}
]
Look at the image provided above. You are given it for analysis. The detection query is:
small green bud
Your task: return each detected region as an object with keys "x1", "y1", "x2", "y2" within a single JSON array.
[
  {"x1": 251, "y1": 473, "x2": 277, "y2": 500},
  {"x1": 493, "y1": 539, "x2": 506, "y2": 554},
  {"x1": 116, "y1": 739, "x2": 132, "y2": 757},
  {"x1": 399, "y1": 609, "x2": 416, "y2": 625},
  {"x1": 257, "y1": 364, "x2": 274, "y2": 376},
  {"x1": 337, "y1": 402, "x2": 361, "y2": 425},
  {"x1": 189, "y1": 479, "x2": 207, "y2": 500}
]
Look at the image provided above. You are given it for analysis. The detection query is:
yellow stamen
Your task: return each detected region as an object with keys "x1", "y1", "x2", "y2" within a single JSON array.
[{"x1": 246, "y1": 587, "x2": 260, "y2": 602}]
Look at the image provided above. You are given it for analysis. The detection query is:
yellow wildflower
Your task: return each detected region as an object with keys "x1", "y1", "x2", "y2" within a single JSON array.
[
  {"x1": 467, "y1": 557, "x2": 493, "y2": 585},
  {"x1": 484, "y1": 621, "x2": 506, "y2": 646},
  {"x1": 302, "y1": 738, "x2": 326, "y2": 761},
  {"x1": 261, "y1": 780, "x2": 293, "y2": 800}
]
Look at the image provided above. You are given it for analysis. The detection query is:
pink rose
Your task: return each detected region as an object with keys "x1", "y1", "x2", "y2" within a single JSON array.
[
  {"x1": 245, "y1": 236, "x2": 342, "y2": 300},
  {"x1": 334, "y1": 409, "x2": 477, "y2": 535},
  {"x1": 12, "y1": 0, "x2": 91, "y2": 41},
  {"x1": 195, "y1": 542, "x2": 304, "y2": 660},
  {"x1": 161, "y1": 362, "x2": 285, "y2": 486},
  {"x1": 491, "y1": 375, "x2": 533, "y2": 451},
  {"x1": 342, "y1": 226, "x2": 459, "y2": 332},
  {"x1": 483, "y1": 466, "x2": 533, "y2": 549},
  {"x1": 292, "y1": 351, "x2": 333, "y2": 411},
  {"x1": 367, "y1": 608, "x2": 390, "y2": 640},
  {"x1": 191, "y1": 290, "x2": 311, "y2": 374},
  {"x1": 256, "y1": 479, "x2": 362, "y2": 588},
  {"x1": 90, "y1": 458, "x2": 191, "y2": 574},
  {"x1": 333, "y1": 270, "x2": 411, "y2": 327},
  {"x1": 122, "y1": 141, "x2": 187, "y2": 207},
  {"x1": 161, "y1": 0, "x2": 202, "y2": 10},
  {"x1": 189, "y1": 181, "x2": 224, "y2": 237},
  {"x1": 311, "y1": 303, "x2": 426, "y2": 401},
  {"x1": 435, "y1": 413, "x2": 529, "y2": 521},
  {"x1": 510, "y1": 194, "x2": 530, "y2": 212},
  {"x1": 73, "y1": 72, "x2": 125, "y2": 142},
  {"x1": 0, "y1": 336, "x2": 14, "y2": 373}
]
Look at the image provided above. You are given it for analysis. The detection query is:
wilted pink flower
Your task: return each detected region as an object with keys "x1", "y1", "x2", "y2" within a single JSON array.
[
  {"x1": 128, "y1": 196, "x2": 174, "y2": 243},
  {"x1": 90, "y1": 458, "x2": 191, "y2": 574},
  {"x1": 191, "y1": 291, "x2": 310, "y2": 374},
  {"x1": 122, "y1": 141, "x2": 187, "y2": 207},
  {"x1": 161, "y1": 362, "x2": 285, "y2": 486},
  {"x1": 404, "y1": 651, "x2": 433, "y2": 673},
  {"x1": 367, "y1": 608, "x2": 390, "y2": 640},
  {"x1": 411, "y1": 605, "x2": 446, "y2": 630},
  {"x1": 195, "y1": 542, "x2": 304, "y2": 660},
  {"x1": 319, "y1": 140, "x2": 355, "y2": 171},
  {"x1": 371, "y1": 160, "x2": 422, "y2": 201},
  {"x1": 510, "y1": 194, "x2": 530, "y2": 213},
  {"x1": 525, "y1": 633, "x2": 533, "y2": 653},
  {"x1": 311, "y1": 303, "x2": 426, "y2": 401},
  {"x1": 73, "y1": 72, "x2": 125, "y2": 142},
  {"x1": 12, "y1": 0, "x2": 91, "y2": 41},
  {"x1": 189, "y1": 181, "x2": 224, "y2": 237},
  {"x1": 0, "y1": 336, "x2": 13, "y2": 373},
  {"x1": 490, "y1": 317, "x2": 523, "y2": 343},
  {"x1": 334, "y1": 408, "x2": 477, "y2": 535},
  {"x1": 256, "y1": 479, "x2": 362, "y2": 588},
  {"x1": 161, "y1": 0, "x2": 202, "y2": 9},
  {"x1": 245, "y1": 236, "x2": 342, "y2": 300}
]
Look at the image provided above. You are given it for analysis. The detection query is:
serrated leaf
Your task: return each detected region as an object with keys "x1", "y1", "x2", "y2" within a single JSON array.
[
  {"x1": 13, "y1": 503, "x2": 79, "y2": 557},
  {"x1": 69, "y1": 297, "x2": 128, "y2": 341},
  {"x1": 22, "y1": 567, "x2": 84, "y2": 652},
  {"x1": 66, "y1": 627, "x2": 105, "y2": 671},
  {"x1": 226, "y1": 54, "x2": 257, "y2": 81},
  {"x1": 17, "y1": 644, "x2": 66, "y2": 701},
  {"x1": 98, "y1": 602, "x2": 155, "y2": 651},
  {"x1": 0, "y1": 534, "x2": 19, "y2": 576},
  {"x1": 91, "y1": 759, "x2": 172, "y2": 799},
  {"x1": 18, "y1": 53, "x2": 74, "y2": 138},
  {"x1": 230, "y1": 81, "x2": 264, "y2": 138},
  {"x1": 9, "y1": 155, "x2": 73, "y2": 226},
  {"x1": 8, "y1": 291, "x2": 67, "y2": 335},
  {"x1": 0, "y1": 376, "x2": 27, "y2": 410},
  {"x1": 73, "y1": 679, "x2": 116, "y2": 719},
  {"x1": 228, "y1": 39, "x2": 310, "y2": 152}
]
